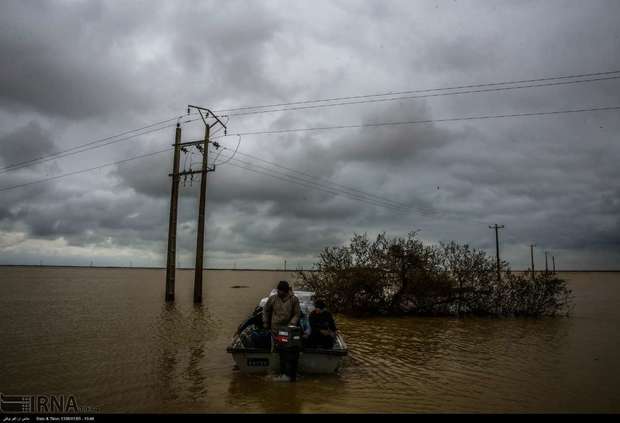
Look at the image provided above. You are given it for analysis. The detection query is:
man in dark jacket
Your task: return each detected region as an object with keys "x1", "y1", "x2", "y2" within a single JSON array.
[
  {"x1": 308, "y1": 299, "x2": 337, "y2": 349},
  {"x1": 263, "y1": 281, "x2": 301, "y2": 333}
]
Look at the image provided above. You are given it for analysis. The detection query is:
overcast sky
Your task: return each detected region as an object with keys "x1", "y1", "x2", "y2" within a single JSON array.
[{"x1": 1, "y1": 0, "x2": 619, "y2": 270}]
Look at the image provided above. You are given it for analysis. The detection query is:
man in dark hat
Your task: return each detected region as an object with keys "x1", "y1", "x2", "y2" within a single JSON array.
[{"x1": 263, "y1": 280, "x2": 302, "y2": 381}]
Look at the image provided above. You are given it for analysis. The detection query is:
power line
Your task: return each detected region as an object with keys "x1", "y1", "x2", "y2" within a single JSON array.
[
  {"x1": 0, "y1": 147, "x2": 173, "y2": 193},
  {"x1": 222, "y1": 156, "x2": 414, "y2": 213},
  {"x1": 221, "y1": 156, "x2": 489, "y2": 225},
  {"x1": 4, "y1": 69, "x2": 616, "y2": 175},
  {"x1": 0, "y1": 124, "x2": 176, "y2": 176},
  {"x1": 214, "y1": 150, "x2": 440, "y2": 215},
  {"x1": 0, "y1": 116, "x2": 184, "y2": 174},
  {"x1": 6, "y1": 104, "x2": 618, "y2": 178},
  {"x1": 230, "y1": 156, "x2": 413, "y2": 212},
  {"x1": 223, "y1": 75, "x2": 620, "y2": 117},
  {"x1": 222, "y1": 105, "x2": 620, "y2": 137},
  {"x1": 213, "y1": 136, "x2": 242, "y2": 167},
  {"x1": 218, "y1": 146, "x2": 422, "y2": 210},
  {"x1": 214, "y1": 69, "x2": 620, "y2": 113}
]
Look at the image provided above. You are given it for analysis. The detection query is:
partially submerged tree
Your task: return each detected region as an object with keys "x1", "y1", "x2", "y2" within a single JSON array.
[{"x1": 297, "y1": 232, "x2": 572, "y2": 317}]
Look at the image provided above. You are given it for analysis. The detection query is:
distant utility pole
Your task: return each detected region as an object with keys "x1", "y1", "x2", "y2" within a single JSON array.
[
  {"x1": 284, "y1": 259, "x2": 287, "y2": 272},
  {"x1": 164, "y1": 107, "x2": 226, "y2": 304},
  {"x1": 530, "y1": 244, "x2": 536, "y2": 280},
  {"x1": 552, "y1": 255, "x2": 556, "y2": 273},
  {"x1": 545, "y1": 251, "x2": 549, "y2": 275},
  {"x1": 489, "y1": 224, "x2": 505, "y2": 281}
]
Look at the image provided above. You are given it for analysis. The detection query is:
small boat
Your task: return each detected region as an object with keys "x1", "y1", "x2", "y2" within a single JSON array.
[{"x1": 226, "y1": 289, "x2": 348, "y2": 374}]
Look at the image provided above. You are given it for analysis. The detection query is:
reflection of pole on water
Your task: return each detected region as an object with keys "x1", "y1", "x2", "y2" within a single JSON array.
[
  {"x1": 157, "y1": 303, "x2": 180, "y2": 402},
  {"x1": 186, "y1": 304, "x2": 207, "y2": 400}
]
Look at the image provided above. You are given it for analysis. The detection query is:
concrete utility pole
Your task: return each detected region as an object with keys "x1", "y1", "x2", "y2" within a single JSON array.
[
  {"x1": 165, "y1": 123, "x2": 182, "y2": 302},
  {"x1": 489, "y1": 224, "x2": 505, "y2": 281},
  {"x1": 188, "y1": 105, "x2": 227, "y2": 304},
  {"x1": 193, "y1": 123, "x2": 210, "y2": 304},
  {"x1": 530, "y1": 244, "x2": 536, "y2": 280},
  {"x1": 545, "y1": 251, "x2": 549, "y2": 275},
  {"x1": 552, "y1": 255, "x2": 556, "y2": 274}
]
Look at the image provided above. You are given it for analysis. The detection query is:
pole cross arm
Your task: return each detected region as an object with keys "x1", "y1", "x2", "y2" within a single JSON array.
[
  {"x1": 169, "y1": 168, "x2": 216, "y2": 177},
  {"x1": 177, "y1": 140, "x2": 218, "y2": 148},
  {"x1": 187, "y1": 104, "x2": 228, "y2": 131}
]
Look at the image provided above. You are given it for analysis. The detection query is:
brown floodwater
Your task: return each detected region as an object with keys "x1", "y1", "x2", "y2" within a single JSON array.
[{"x1": 0, "y1": 267, "x2": 619, "y2": 413}]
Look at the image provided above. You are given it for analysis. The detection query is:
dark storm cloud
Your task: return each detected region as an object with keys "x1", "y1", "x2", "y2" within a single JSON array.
[
  {"x1": 224, "y1": 216, "x2": 345, "y2": 256},
  {"x1": 112, "y1": 151, "x2": 171, "y2": 198},
  {"x1": 167, "y1": 2, "x2": 284, "y2": 97},
  {"x1": 2, "y1": 0, "x2": 620, "y2": 269},
  {"x1": 0, "y1": 0, "x2": 284, "y2": 120},
  {"x1": 0, "y1": 1, "x2": 150, "y2": 119},
  {"x1": 329, "y1": 101, "x2": 455, "y2": 164},
  {"x1": 0, "y1": 121, "x2": 56, "y2": 165},
  {"x1": 5, "y1": 184, "x2": 166, "y2": 241}
]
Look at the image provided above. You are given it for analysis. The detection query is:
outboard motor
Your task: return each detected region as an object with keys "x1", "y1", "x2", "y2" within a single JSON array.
[
  {"x1": 275, "y1": 325, "x2": 302, "y2": 381},
  {"x1": 274, "y1": 325, "x2": 302, "y2": 348}
]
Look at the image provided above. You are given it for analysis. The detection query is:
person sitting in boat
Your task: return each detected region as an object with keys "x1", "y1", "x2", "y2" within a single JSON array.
[
  {"x1": 307, "y1": 299, "x2": 337, "y2": 349},
  {"x1": 236, "y1": 306, "x2": 271, "y2": 349},
  {"x1": 263, "y1": 280, "x2": 302, "y2": 381}
]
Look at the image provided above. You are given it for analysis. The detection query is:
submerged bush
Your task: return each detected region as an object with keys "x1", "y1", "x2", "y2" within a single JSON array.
[{"x1": 297, "y1": 232, "x2": 572, "y2": 317}]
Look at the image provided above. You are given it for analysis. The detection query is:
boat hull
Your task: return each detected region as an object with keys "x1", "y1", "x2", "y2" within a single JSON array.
[{"x1": 227, "y1": 334, "x2": 348, "y2": 374}]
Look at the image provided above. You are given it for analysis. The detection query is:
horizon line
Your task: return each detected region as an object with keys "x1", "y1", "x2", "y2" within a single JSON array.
[{"x1": 1, "y1": 264, "x2": 619, "y2": 272}]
